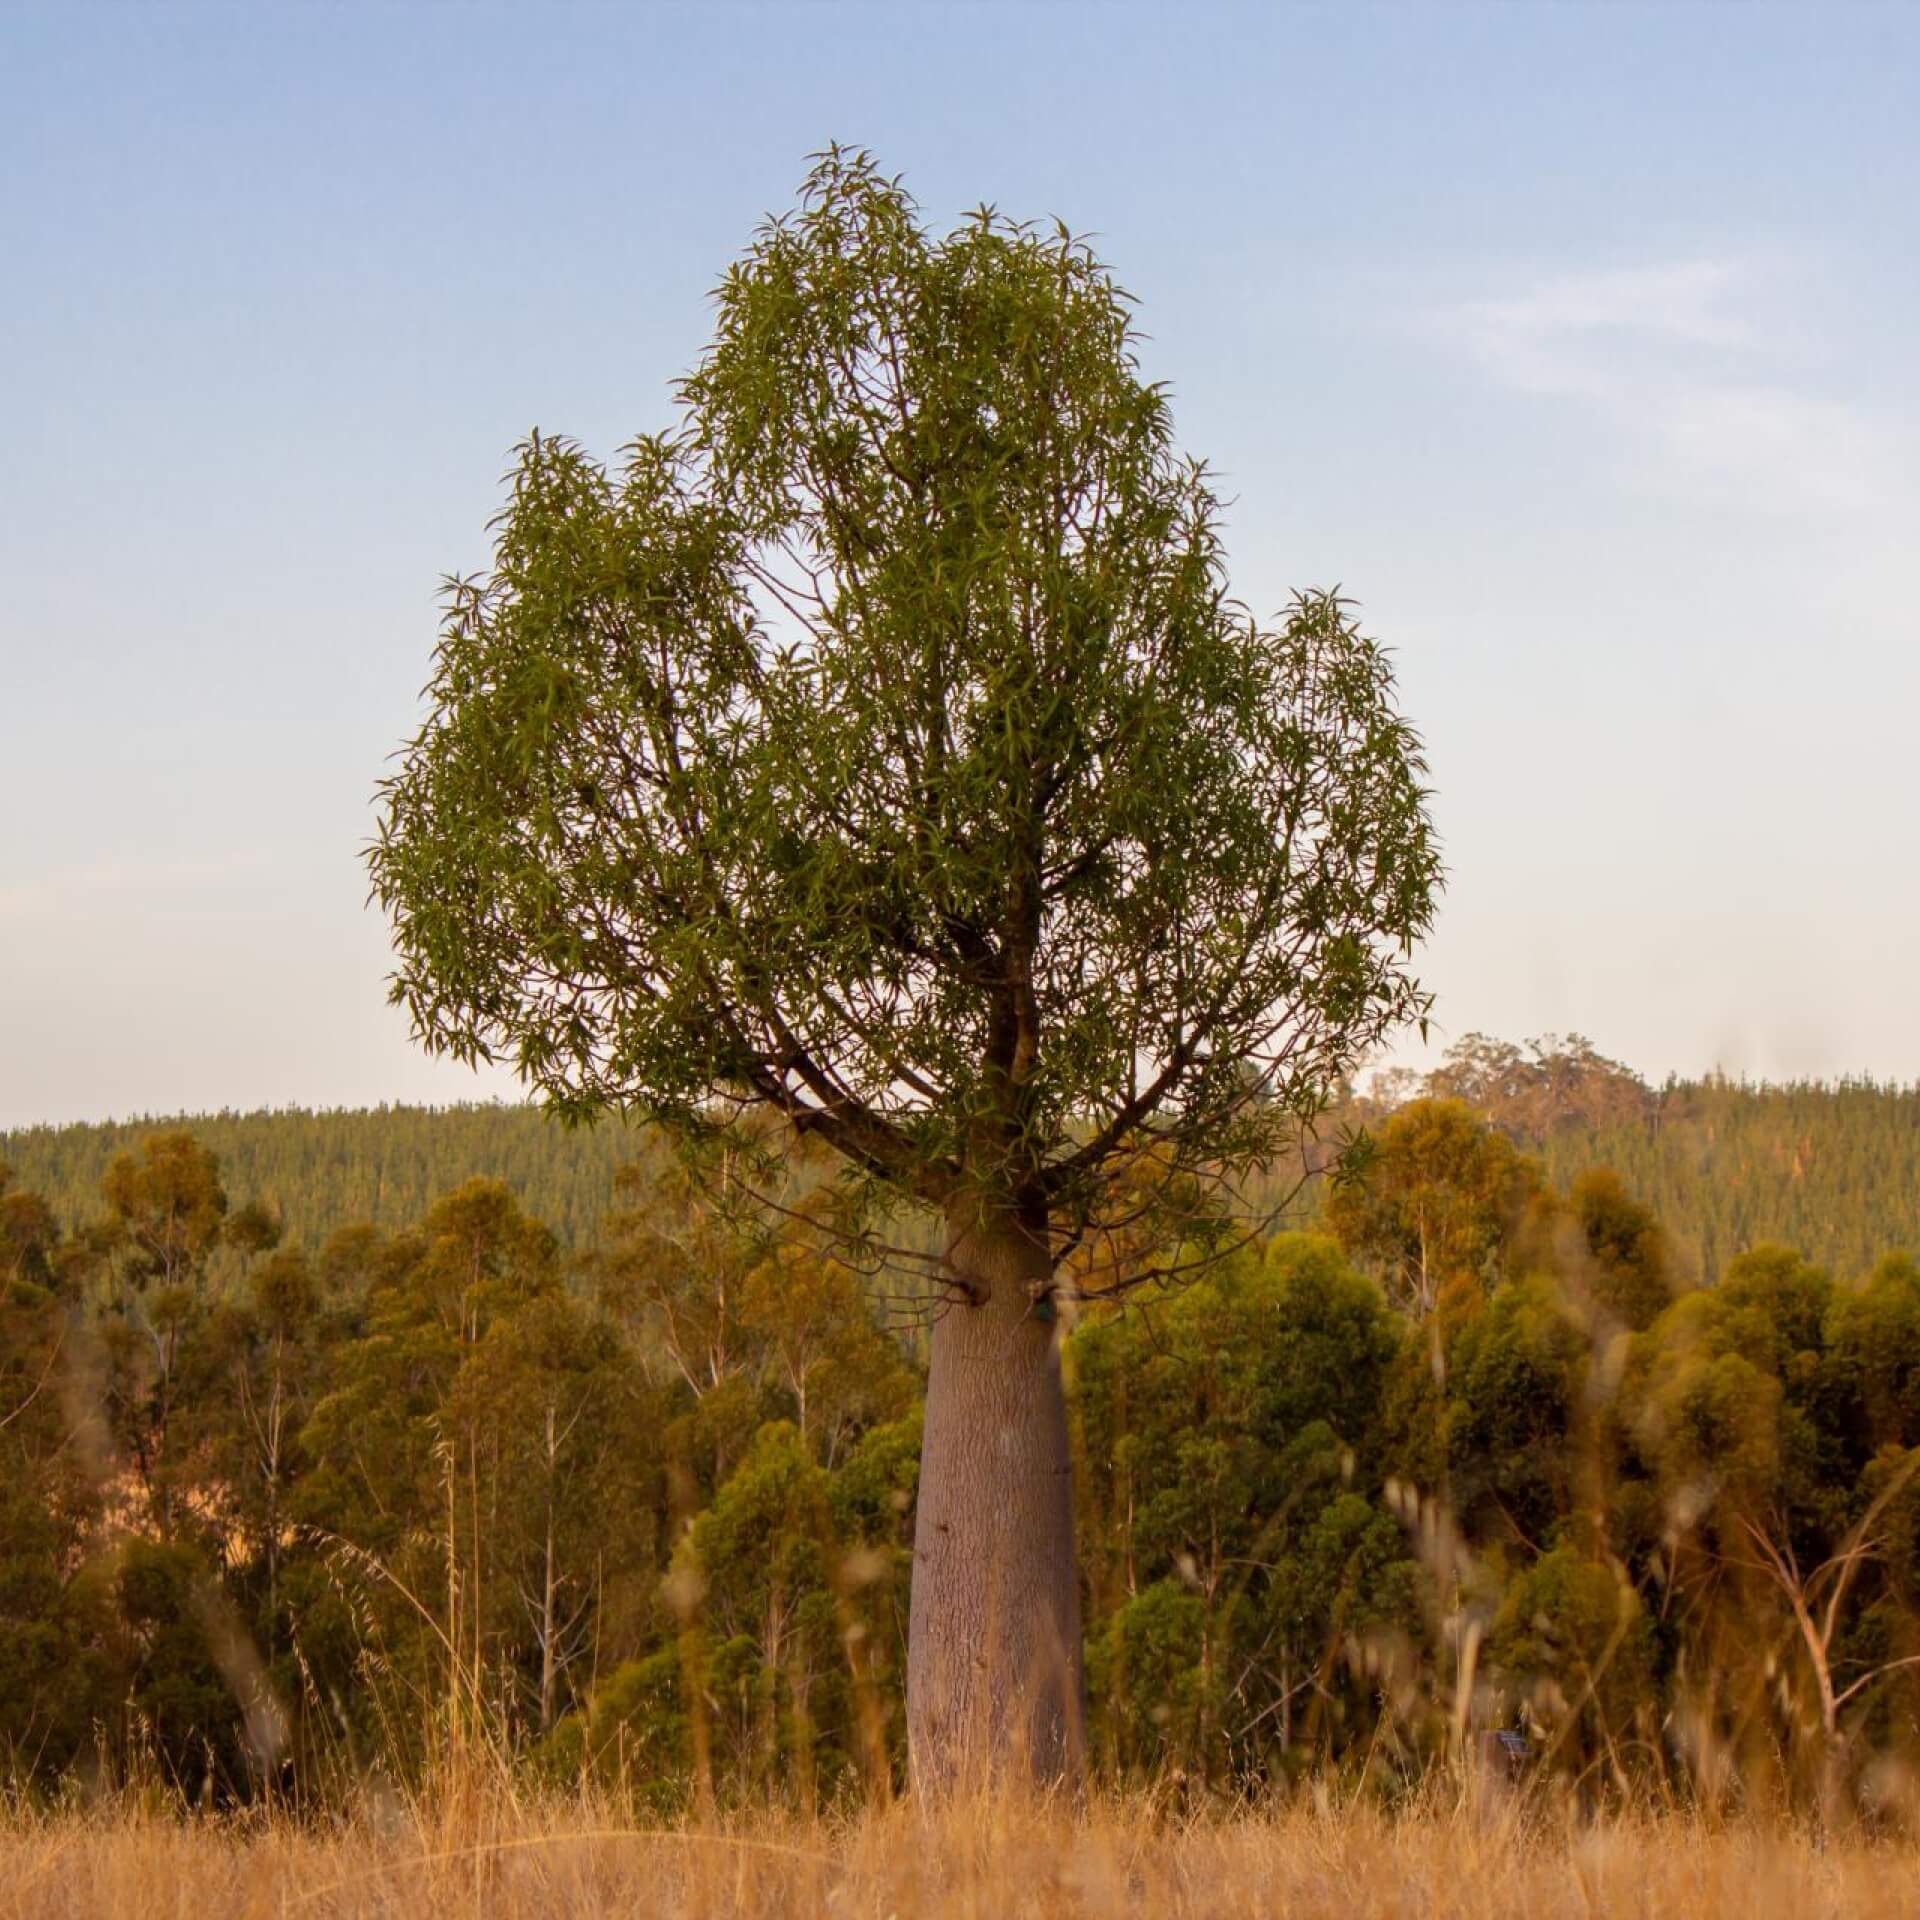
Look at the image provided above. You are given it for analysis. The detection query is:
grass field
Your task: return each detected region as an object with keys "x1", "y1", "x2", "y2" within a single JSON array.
[{"x1": 7, "y1": 1787, "x2": 1920, "y2": 1919}]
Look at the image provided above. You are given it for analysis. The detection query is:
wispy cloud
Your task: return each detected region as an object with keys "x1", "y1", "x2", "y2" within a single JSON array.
[
  {"x1": 1430, "y1": 259, "x2": 1908, "y2": 520},
  {"x1": 1453, "y1": 260, "x2": 1754, "y2": 383}
]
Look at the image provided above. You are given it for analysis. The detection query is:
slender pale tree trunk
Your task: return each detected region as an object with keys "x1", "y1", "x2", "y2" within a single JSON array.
[
  {"x1": 539, "y1": 1410, "x2": 559, "y2": 1733},
  {"x1": 908, "y1": 1200, "x2": 1083, "y2": 1791}
]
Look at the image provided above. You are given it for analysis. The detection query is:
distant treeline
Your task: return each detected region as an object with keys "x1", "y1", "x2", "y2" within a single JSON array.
[
  {"x1": 1536, "y1": 1077, "x2": 1920, "y2": 1286},
  {"x1": 0, "y1": 1103, "x2": 667, "y2": 1251},
  {"x1": 1383, "y1": 1032, "x2": 1920, "y2": 1285},
  {"x1": 6, "y1": 1034, "x2": 1916, "y2": 1279}
]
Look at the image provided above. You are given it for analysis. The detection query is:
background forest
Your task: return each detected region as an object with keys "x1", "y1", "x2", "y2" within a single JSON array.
[
  {"x1": 10, "y1": 1032, "x2": 1916, "y2": 1286},
  {"x1": 4, "y1": 1034, "x2": 1919, "y2": 1811}
]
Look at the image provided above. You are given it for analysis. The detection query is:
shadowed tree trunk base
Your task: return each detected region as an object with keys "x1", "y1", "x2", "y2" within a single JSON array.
[{"x1": 907, "y1": 1201, "x2": 1084, "y2": 1793}]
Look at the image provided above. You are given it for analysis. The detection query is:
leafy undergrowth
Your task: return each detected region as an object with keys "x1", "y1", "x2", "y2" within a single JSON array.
[{"x1": 5, "y1": 1784, "x2": 1920, "y2": 1919}]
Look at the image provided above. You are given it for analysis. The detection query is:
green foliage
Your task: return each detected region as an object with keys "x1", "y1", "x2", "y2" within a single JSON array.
[
  {"x1": 1073, "y1": 1235, "x2": 1417, "y2": 1781},
  {"x1": 1445, "y1": 1272, "x2": 1593, "y2": 1550},
  {"x1": 101, "y1": 1130, "x2": 228, "y2": 1291},
  {"x1": 1489, "y1": 1547, "x2": 1654, "y2": 1767},
  {"x1": 1826, "y1": 1254, "x2": 1920, "y2": 1452},
  {"x1": 1570, "y1": 1167, "x2": 1676, "y2": 1332},
  {"x1": 545, "y1": 1649, "x2": 691, "y2": 1805},
  {"x1": 1327, "y1": 1099, "x2": 1544, "y2": 1313},
  {"x1": 0, "y1": 1268, "x2": 112, "y2": 1781}
]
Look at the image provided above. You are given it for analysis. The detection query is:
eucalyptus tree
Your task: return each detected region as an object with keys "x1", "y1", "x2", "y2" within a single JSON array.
[{"x1": 371, "y1": 149, "x2": 1439, "y2": 1785}]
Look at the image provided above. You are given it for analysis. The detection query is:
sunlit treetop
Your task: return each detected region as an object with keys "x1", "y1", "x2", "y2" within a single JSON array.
[{"x1": 371, "y1": 147, "x2": 1440, "y2": 1286}]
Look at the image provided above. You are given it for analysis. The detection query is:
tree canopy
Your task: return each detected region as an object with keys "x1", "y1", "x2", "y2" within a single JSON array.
[{"x1": 368, "y1": 148, "x2": 1438, "y2": 1274}]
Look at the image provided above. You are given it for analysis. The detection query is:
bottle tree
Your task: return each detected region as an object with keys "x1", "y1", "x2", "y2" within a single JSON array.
[{"x1": 370, "y1": 149, "x2": 1439, "y2": 1787}]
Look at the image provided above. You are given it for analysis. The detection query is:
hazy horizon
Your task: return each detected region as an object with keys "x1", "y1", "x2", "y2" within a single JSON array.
[{"x1": 5, "y1": 3, "x2": 1918, "y2": 1130}]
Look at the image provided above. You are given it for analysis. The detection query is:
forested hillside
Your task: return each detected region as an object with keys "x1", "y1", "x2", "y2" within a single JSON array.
[
  {"x1": 1392, "y1": 1034, "x2": 1920, "y2": 1284},
  {"x1": 6, "y1": 1035, "x2": 1915, "y2": 1280},
  {"x1": 1536, "y1": 1076, "x2": 1920, "y2": 1286},
  {"x1": 0, "y1": 1104, "x2": 667, "y2": 1249}
]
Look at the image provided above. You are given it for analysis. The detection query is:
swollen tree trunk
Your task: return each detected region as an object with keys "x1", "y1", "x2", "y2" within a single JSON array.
[{"x1": 908, "y1": 1203, "x2": 1083, "y2": 1791}]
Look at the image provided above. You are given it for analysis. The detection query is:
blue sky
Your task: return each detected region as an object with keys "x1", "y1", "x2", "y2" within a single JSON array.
[{"x1": 3, "y1": 3, "x2": 1917, "y2": 1127}]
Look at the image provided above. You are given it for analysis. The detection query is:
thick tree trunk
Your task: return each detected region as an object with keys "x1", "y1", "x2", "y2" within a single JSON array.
[{"x1": 907, "y1": 1202, "x2": 1083, "y2": 1791}]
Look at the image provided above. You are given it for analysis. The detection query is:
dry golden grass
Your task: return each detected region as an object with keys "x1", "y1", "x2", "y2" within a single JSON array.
[{"x1": 6, "y1": 1785, "x2": 1920, "y2": 1920}]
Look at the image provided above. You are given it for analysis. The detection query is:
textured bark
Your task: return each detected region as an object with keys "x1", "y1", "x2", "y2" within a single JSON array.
[{"x1": 907, "y1": 1203, "x2": 1083, "y2": 1790}]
